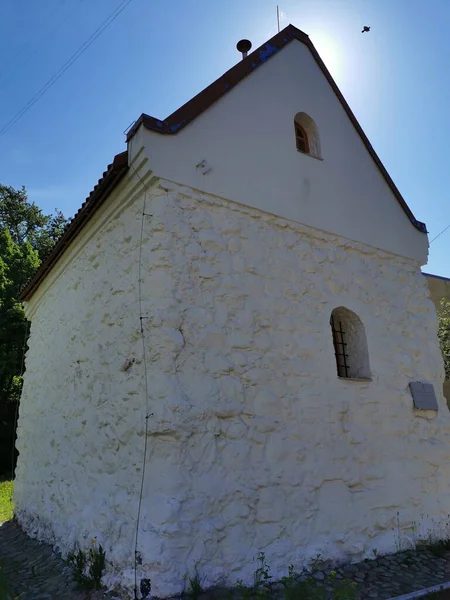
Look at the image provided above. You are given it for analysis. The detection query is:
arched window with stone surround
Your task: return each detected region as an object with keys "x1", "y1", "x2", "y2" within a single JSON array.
[
  {"x1": 294, "y1": 112, "x2": 321, "y2": 159},
  {"x1": 330, "y1": 307, "x2": 371, "y2": 379}
]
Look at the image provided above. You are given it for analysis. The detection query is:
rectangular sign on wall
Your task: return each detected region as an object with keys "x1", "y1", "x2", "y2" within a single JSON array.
[{"x1": 409, "y1": 382, "x2": 438, "y2": 410}]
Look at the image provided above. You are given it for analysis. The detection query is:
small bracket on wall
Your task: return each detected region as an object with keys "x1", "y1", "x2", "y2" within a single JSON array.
[
  {"x1": 196, "y1": 159, "x2": 212, "y2": 175},
  {"x1": 409, "y1": 382, "x2": 439, "y2": 410}
]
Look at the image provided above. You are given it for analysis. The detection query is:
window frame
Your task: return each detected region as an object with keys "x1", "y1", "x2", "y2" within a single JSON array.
[
  {"x1": 329, "y1": 307, "x2": 372, "y2": 381},
  {"x1": 294, "y1": 123, "x2": 310, "y2": 154},
  {"x1": 330, "y1": 315, "x2": 350, "y2": 378}
]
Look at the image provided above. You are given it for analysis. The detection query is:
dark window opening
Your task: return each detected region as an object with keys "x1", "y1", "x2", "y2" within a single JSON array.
[
  {"x1": 329, "y1": 307, "x2": 371, "y2": 380},
  {"x1": 295, "y1": 124, "x2": 310, "y2": 154},
  {"x1": 330, "y1": 315, "x2": 350, "y2": 378}
]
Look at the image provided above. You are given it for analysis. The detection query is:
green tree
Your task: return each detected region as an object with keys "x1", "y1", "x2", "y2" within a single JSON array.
[
  {"x1": 0, "y1": 184, "x2": 68, "y2": 473},
  {"x1": 438, "y1": 299, "x2": 450, "y2": 381}
]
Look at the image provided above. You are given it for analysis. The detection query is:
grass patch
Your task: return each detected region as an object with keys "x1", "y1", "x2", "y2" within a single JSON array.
[
  {"x1": 231, "y1": 554, "x2": 358, "y2": 600},
  {"x1": 188, "y1": 573, "x2": 203, "y2": 600},
  {"x1": 428, "y1": 539, "x2": 450, "y2": 558},
  {"x1": 0, "y1": 480, "x2": 13, "y2": 522},
  {"x1": 67, "y1": 540, "x2": 106, "y2": 592}
]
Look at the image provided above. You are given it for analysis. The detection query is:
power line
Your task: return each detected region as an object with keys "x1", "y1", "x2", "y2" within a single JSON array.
[
  {"x1": 430, "y1": 224, "x2": 450, "y2": 245},
  {"x1": 0, "y1": 0, "x2": 134, "y2": 139},
  {"x1": 129, "y1": 162, "x2": 152, "y2": 600}
]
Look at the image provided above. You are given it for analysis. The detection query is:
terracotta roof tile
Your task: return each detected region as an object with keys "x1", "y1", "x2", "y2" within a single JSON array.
[{"x1": 20, "y1": 151, "x2": 129, "y2": 301}]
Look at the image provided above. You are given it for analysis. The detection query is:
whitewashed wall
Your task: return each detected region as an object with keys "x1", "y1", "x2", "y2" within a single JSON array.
[{"x1": 15, "y1": 178, "x2": 450, "y2": 598}]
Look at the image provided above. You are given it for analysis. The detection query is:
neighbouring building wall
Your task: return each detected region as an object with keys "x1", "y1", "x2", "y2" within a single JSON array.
[
  {"x1": 15, "y1": 177, "x2": 450, "y2": 598},
  {"x1": 425, "y1": 272, "x2": 450, "y2": 309},
  {"x1": 424, "y1": 272, "x2": 450, "y2": 405}
]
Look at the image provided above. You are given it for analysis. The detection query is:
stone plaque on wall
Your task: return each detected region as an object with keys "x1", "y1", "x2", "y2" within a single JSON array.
[{"x1": 409, "y1": 382, "x2": 438, "y2": 410}]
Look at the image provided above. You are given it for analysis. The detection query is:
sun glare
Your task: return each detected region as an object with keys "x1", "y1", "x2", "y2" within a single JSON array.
[{"x1": 308, "y1": 31, "x2": 344, "y2": 83}]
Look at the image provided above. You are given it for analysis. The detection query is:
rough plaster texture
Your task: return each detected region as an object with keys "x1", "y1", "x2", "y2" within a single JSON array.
[{"x1": 15, "y1": 178, "x2": 450, "y2": 597}]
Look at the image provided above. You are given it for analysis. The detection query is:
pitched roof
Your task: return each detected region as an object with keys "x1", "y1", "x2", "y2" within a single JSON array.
[
  {"x1": 21, "y1": 24, "x2": 426, "y2": 302},
  {"x1": 127, "y1": 24, "x2": 426, "y2": 235},
  {"x1": 20, "y1": 151, "x2": 129, "y2": 301},
  {"x1": 423, "y1": 272, "x2": 450, "y2": 282}
]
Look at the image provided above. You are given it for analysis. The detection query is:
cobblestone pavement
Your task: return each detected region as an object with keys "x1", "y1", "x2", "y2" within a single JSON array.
[
  {"x1": 2, "y1": 518, "x2": 450, "y2": 599},
  {"x1": 307, "y1": 547, "x2": 450, "y2": 599},
  {"x1": 0, "y1": 520, "x2": 124, "y2": 600}
]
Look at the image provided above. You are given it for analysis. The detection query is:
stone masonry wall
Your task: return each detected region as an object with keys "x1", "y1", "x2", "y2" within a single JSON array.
[{"x1": 15, "y1": 179, "x2": 450, "y2": 597}]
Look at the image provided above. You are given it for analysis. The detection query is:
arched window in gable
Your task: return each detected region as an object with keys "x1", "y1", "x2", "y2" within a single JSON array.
[
  {"x1": 330, "y1": 307, "x2": 371, "y2": 379},
  {"x1": 295, "y1": 123, "x2": 309, "y2": 154},
  {"x1": 294, "y1": 112, "x2": 321, "y2": 159}
]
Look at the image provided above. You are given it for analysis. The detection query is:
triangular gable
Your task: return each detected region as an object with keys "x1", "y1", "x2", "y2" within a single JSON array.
[
  {"x1": 127, "y1": 24, "x2": 426, "y2": 234},
  {"x1": 20, "y1": 25, "x2": 427, "y2": 302}
]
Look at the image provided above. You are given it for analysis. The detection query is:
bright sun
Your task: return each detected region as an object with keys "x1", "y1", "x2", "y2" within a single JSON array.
[{"x1": 308, "y1": 31, "x2": 344, "y2": 82}]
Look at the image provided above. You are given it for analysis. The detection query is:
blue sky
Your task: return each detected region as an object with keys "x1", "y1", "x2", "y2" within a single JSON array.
[{"x1": 0, "y1": 0, "x2": 448, "y2": 275}]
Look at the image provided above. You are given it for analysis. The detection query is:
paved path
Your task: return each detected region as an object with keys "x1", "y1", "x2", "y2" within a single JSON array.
[
  {"x1": 0, "y1": 520, "x2": 122, "y2": 600},
  {"x1": 2, "y1": 518, "x2": 450, "y2": 599},
  {"x1": 310, "y1": 548, "x2": 450, "y2": 598}
]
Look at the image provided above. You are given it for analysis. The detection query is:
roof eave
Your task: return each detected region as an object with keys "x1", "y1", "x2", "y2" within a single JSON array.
[{"x1": 20, "y1": 151, "x2": 129, "y2": 302}]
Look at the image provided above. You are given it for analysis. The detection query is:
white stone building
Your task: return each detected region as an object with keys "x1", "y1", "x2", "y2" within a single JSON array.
[{"x1": 14, "y1": 25, "x2": 450, "y2": 598}]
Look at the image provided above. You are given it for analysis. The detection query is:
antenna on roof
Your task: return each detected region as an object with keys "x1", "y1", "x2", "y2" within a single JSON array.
[
  {"x1": 236, "y1": 39, "x2": 252, "y2": 60},
  {"x1": 277, "y1": 5, "x2": 280, "y2": 32},
  {"x1": 123, "y1": 119, "x2": 136, "y2": 137}
]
